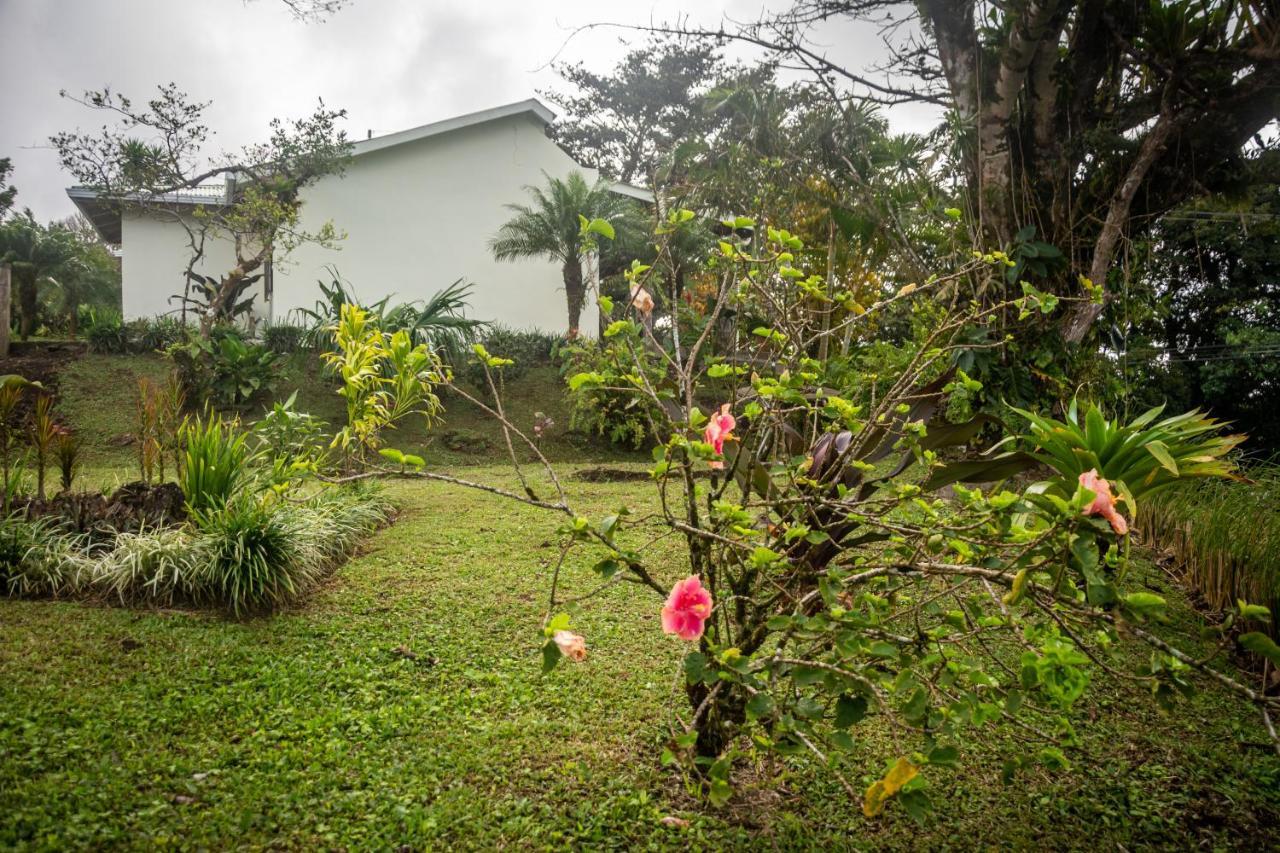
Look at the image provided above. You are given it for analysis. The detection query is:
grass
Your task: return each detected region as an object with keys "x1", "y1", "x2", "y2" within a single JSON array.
[
  {"x1": 1140, "y1": 463, "x2": 1280, "y2": 635},
  {"x1": 7, "y1": 351, "x2": 1279, "y2": 848},
  {"x1": 2, "y1": 466, "x2": 1279, "y2": 849},
  {"x1": 59, "y1": 352, "x2": 643, "y2": 472}
]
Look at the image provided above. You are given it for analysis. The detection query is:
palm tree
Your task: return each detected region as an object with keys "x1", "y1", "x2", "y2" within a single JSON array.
[
  {"x1": 489, "y1": 171, "x2": 638, "y2": 337},
  {"x1": 0, "y1": 212, "x2": 80, "y2": 339}
]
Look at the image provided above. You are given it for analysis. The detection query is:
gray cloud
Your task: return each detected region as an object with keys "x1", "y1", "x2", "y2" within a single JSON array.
[{"x1": 0, "y1": 0, "x2": 932, "y2": 223}]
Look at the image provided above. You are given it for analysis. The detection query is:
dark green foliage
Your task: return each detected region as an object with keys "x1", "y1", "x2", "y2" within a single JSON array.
[
  {"x1": 1120, "y1": 153, "x2": 1280, "y2": 450},
  {"x1": 191, "y1": 497, "x2": 302, "y2": 616},
  {"x1": 168, "y1": 329, "x2": 280, "y2": 407},
  {"x1": 294, "y1": 267, "x2": 485, "y2": 358},
  {"x1": 82, "y1": 307, "x2": 128, "y2": 353},
  {"x1": 457, "y1": 325, "x2": 561, "y2": 387},
  {"x1": 179, "y1": 413, "x2": 251, "y2": 513},
  {"x1": 126, "y1": 315, "x2": 191, "y2": 352},
  {"x1": 262, "y1": 322, "x2": 309, "y2": 354}
]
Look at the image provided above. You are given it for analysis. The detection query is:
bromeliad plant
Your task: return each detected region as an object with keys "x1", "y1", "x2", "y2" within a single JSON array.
[{"x1": 355, "y1": 212, "x2": 1278, "y2": 819}]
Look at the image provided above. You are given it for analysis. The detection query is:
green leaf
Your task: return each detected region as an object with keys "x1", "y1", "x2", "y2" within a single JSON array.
[
  {"x1": 541, "y1": 639, "x2": 561, "y2": 674},
  {"x1": 835, "y1": 694, "x2": 868, "y2": 728},
  {"x1": 745, "y1": 693, "x2": 775, "y2": 720},
  {"x1": 1239, "y1": 632, "x2": 1280, "y2": 667},
  {"x1": 378, "y1": 448, "x2": 406, "y2": 464},
  {"x1": 592, "y1": 558, "x2": 622, "y2": 580},
  {"x1": 1145, "y1": 440, "x2": 1179, "y2": 476}
]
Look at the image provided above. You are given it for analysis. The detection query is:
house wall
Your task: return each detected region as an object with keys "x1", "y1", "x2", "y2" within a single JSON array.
[
  {"x1": 120, "y1": 210, "x2": 242, "y2": 321},
  {"x1": 119, "y1": 111, "x2": 599, "y2": 337}
]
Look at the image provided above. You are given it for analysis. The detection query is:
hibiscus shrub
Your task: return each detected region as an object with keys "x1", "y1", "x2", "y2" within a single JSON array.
[{"x1": 353, "y1": 211, "x2": 1275, "y2": 819}]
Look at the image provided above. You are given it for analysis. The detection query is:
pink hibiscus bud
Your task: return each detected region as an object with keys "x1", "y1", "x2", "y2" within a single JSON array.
[
  {"x1": 661, "y1": 575, "x2": 714, "y2": 641},
  {"x1": 553, "y1": 630, "x2": 587, "y2": 662},
  {"x1": 702, "y1": 403, "x2": 737, "y2": 470},
  {"x1": 630, "y1": 283, "x2": 655, "y2": 318},
  {"x1": 1078, "y1": 468, "x2": 1129, "y2": 535}
]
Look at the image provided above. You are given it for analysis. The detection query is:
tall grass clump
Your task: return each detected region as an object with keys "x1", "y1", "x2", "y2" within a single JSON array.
[
  {"x1": 192, "y1": 498, "x2": 310, "y2": 616},
  {"x1": 0, "y1": 515, "x2": 91, "y2": 597},
  {"x1": 92, "y1": 527, "x2": 204, "y2": 605},
  {"x1": 180, "y1": 413, "x2": 251, "y2": 513},
  {"x1": 1140, "y1": 463, "x2": 1280, "y2": 636}
]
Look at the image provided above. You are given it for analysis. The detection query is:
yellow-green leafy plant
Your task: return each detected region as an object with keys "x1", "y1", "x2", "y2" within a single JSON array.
[{"x1": 324, "y1": 303, "x2": 443, "y2": 470}]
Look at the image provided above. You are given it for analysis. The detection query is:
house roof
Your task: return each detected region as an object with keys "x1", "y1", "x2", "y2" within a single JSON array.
[{"x1": 66, "y1": 97, "x2": 652, "y2": 244}]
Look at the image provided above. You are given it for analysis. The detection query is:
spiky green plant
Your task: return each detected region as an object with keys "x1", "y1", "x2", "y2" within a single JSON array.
[
  {"x1": 92, "y1": 527, "x2": 205, "y2": 605},
  {"x1": 1010, "y1": 398, "x2": 1245, "y2": 510},
  {"x1": 191, "y1": 497, "x2": 310, "y2": 616},
  {"x1": 28, "y1": 394, "x2": 59, "y2": 501},
  {"x1": 0, "y1": 515, "x2": 90, "y2": 597},
  {"x1": 179, "y1": 413, "x2": 252, "y2": 513}
]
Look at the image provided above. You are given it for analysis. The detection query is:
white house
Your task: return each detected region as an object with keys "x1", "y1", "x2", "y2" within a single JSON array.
[{"x1": 67, "y1": 99, "x2": 649, "y2": 336}]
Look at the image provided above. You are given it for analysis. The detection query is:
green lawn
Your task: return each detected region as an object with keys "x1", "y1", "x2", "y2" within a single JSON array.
[
  {"x1": 2, "y1": 465, "x2": 1279, "y2": 850},
  {"x1": 2, "y1": 352, "x2": 1278, "y2": 849}
]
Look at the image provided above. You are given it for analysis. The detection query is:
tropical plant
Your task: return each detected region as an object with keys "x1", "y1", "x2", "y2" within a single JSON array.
[
  {"x1": 0, "y1": 376, "x2": 34, "y2": 514},
  {"x1": 168, "y1": 330, "x2": 280, "y2": 407},
  {"x1": 380, "y1": 279, "x2": 486, "y2": 361},
  {"x1": 127, "y1": 315, "x2": 192, "y2": 352},
  {"x1": 28, "y1": 394, "x2": 59, "y2": 501},
  {"x1": 561, "y1": 336, "x2": 667, "y2": 449},
  {"x1": 490, "y1": 170, "x2": 641, "y2": 337},
  {"x1": 0, "y1": 515, "x2": 90, "y2": 598},
  {"x1": 938, "y1": 400, "x2": 1248, "y2": 514},
  {"x1": 252, "y1": 391, "x2": 329, "y2": 489},
  {"x1": 262, "y1": 322, "x2": 309, "y2": 354},
  {"x1": 0, "y1": 211, "x2": 81, "y2": 339},
  {"x1": 189, "y1": 496, "x2": 306, "y2": 616},
  {"x1": 324, "y1": 304, "x2": 443, "y2": 467},
  {"x1": 179, "y1": 413, "x2": 252, "y2": 513},
  {"x1": 84, "y1": 307, "x2": 129, "y2": 353},
  {"x1": 1140, "y1": 463, "x2": 1280, "y2": 641},
  {"x1": 55, "y1": 429, "x2": 80, "y2": 493},
  {"x1": 296, "y1": 268, "x2": 485, "y2": 358},
  {"x1": 175, "y1": 271, "x2": 263, "y2": 331}
]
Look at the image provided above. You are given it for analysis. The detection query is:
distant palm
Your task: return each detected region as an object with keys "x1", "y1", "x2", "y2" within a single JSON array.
[{"x1": 489, "y1": 171, "x2": 636, "y2": 337}]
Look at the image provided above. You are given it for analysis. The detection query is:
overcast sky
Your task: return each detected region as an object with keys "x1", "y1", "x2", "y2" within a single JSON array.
[{"x1": 1, "y1": 0, "x2": 935, "y2": 224}]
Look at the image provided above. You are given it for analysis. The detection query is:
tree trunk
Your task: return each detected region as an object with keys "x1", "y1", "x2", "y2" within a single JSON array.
[
  {"x1": 563, "y1": 257, "x2": 584, "y2": 339},
  {"x1": 15, "y1": 270, "x2": 37, "y2": 341}
]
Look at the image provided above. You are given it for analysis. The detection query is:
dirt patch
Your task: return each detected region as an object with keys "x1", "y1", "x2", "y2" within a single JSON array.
[{"x1": 0, "y1": 341, "x2": 87, "y2": 391}]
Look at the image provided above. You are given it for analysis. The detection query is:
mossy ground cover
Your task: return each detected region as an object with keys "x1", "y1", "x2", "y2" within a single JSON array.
[{"x1": 2, "y1": 354, "x2": 1278, "y2": 849}]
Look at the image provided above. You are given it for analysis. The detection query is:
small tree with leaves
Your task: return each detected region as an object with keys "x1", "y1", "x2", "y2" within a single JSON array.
[{"x1": 52, "y1": 84, "x2": 351, "y2": 335}]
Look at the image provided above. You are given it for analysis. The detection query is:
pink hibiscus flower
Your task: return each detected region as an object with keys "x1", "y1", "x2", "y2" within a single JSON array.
[
  {"x1": 662, "y1": 576, "x2": 714, "y2": 641},
  {"x1": 553, "y1": 630, "x2": 587, "y2": 662},
  {"x1": 703, "y1": 403, "x2": 736, "y2": 470},
  {"x1": 1078, "y1": 469, "x2": 1129, "y2": 535}
]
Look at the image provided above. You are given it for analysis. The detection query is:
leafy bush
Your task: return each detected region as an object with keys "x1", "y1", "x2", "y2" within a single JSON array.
[
  {"x1": 252, "y1": 391, "x2": 329, "y2": 488},
  {"x1": 561, "y1": 335, "x2": 667, "y2": 449},
  {"x1": 1140, "y1": 463, "x2": 1280, "y2": 638},
  {"x1": 93, "y1": 527, "x2": 202, "y2": 605},
  {"x1": 325, "y1": 304, "x2": 443, "y2": 467},
  {"x1": 295, "y1": 267, "x2": 486, "y2": 358},
  {"x1": 262, "y1": 322, "x2": 309, "y2": 354},
  {"x1": 168, "y1": 329, "x2": 280, "y2": 407},
  {"x1": 180, "y1": 413, "x2": 252, "y2": 513},
  {"x1": 85, "y1": 308, "x2": 128, "y2": 354},
  {"x1": 191, "y1": 497, "x2": 307, "y2": 616},
  {"x1": 457, "y1": 325, "x2": 561, "y2": 387},
  {"x1": 127, "y1": 316, "x2": 191, "y2": 352},
  {"x1": 0, "y1": 515, "x2": 90, "y2": 597}
]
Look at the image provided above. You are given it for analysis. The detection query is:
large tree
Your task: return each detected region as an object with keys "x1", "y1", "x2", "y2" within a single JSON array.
[
  {"x1": 51, "y1": 84, "x2": 351, "y2": 333},
  {"x1": 628, "y1": 0, "x2": 1280, "y2": 343},
  {"x1": 543, "y1": 37, "x2": 730, "y2": 185},
  {"x1": 0, "y1": 158, "x2": 16, "y2": 220}
]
